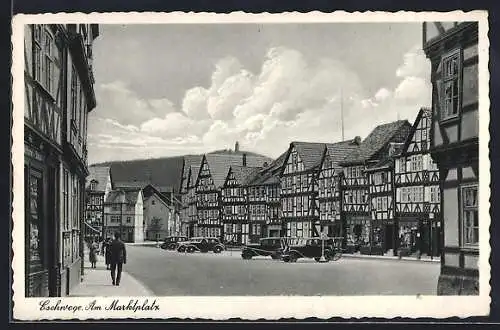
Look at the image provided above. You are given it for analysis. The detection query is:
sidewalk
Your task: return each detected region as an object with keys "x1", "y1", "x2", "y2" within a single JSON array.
[
  {"x1": 70, "y1": 252, "x2": 153, "y2": 297},
  {"x1": 342, "y1": 252, "x2": 441, "y2": 263}
]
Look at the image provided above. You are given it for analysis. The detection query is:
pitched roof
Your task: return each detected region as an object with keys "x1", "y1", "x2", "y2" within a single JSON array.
[
  {"x1": 204, "y1": 153, "x2": 272, "y2": 189},
  {"x1": 181, "y1": 155, "x2": 204, "y2": 182},
  {"x1": 105, "y1": 189, "x2": 141, "y2": 204},
  {"x1": 187, "y1": 165, "x2": 200, "y2": 188},
  {"x1": 227, "y1": 166, "x2": 261, "y2": 186},
  {"x1": 341, "y1": 120, "x2": 411, "y2": 165},
  {"x1": 125, "y1": 190, "x2": 141, "y2": 204},
  {"x1": 325, "y1": 138, "x2": 362, "y2": 171},
  {"x1": 142, "y1": 184, "x2": 173, "y2": 208},
  {"x1": 114, "y1": 180, "x2": 150, "y2": 190},
  {"x1": 292, "y1": 142, "x2": 327, "y2": 170},
  {"x1": 105, "y1": 190, "x2": 125, "y2": 204},
  {"x1": 245, "y1": 150, "x2": 288, "y2": 186},
  {"x1": 400, "y1": 107, "x2": 432, "y2": 156},
  {"x1": 86, "y1": 166, "x2": 110, "y2": 191}
]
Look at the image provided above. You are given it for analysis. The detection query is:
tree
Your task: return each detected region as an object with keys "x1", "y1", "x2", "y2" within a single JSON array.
[{"x1": 149, "y1": 217, "x2": 163, "y2": 242}]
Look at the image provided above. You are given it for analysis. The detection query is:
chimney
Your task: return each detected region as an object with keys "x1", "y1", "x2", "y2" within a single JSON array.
[
  {"x1": 242, "y1": 153, "x2": 247, "y2": 167},
  {"x1": 235, "y1": 141, "x2": 240, "y2": 152},
  {"x1": 353, "y1": 136, "x2": 362, "y2": 145}
]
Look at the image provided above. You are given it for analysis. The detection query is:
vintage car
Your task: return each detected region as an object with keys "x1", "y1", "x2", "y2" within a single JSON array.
[
  {"x1": 160, "y1": 236, "x2": 189, "y2": 250},
  {"x1": 177, "y1": 237, "x2": 226, "y2": 253},
  {"x1": 281, "y1": 237, "x2": 342, "y2": 263},
  {"x1": 241, "y1": 237, "x2": 288, "y2": 260}
]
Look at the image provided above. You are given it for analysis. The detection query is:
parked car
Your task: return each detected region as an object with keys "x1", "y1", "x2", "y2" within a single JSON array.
[
  {"x1": 281, "y1": 237, "x2": 342, "y2": 263},
  {"x1": 177, "y1": 237, "x2": 225, "y2": 253},
  {"x1": 241, "y1": 237, "x2": 288, "y2": 260},
  {"x1": 160, "y1": 236, "x2": 189, "y2": 250}
]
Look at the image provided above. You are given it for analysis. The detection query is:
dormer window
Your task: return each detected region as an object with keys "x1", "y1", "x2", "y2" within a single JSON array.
[{"x1": 90, "y1": 180, "x2": 98, "y2": 190}]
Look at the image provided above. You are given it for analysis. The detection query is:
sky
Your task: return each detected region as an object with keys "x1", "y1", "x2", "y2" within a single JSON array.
[{"x1": 87, "y1": 22, "x2": 432, "y2": 164}]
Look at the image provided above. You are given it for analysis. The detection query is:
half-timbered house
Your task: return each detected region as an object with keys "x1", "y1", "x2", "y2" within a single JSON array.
[
  {"x1": 423, "y1": 21, "x2": 479, "y2": 294},
  {"x1": 103, "y1": 189, "x2": 144, "y2": 243},
  {"x1": 245, "y1": 151, "x2": 287, "y2": 240},
  {"x1": 394, "y1": 108, "x2": 441, "y2": 259},
  {"x1": 221, "y1": 166, "x2": 260, "y2": 245},
  {"x1": 280, "y1": 142, "x2": 327, "y2": 238},
  {"x1": 85, "y1": 166, "x2": 112, "y2": 241},
  {"x1": 178, "y1": 155, "x2": 203, "y2": 236},
  {"x1": 364, "y1": 143, "x2": 402, "y2": 255},
  {"x1": 340, "y1": 120, "x2": 411, "y2": 255},
  {"x1": 186, "y1": 165, "x2": 200, "y2": 238},
  {"x1": 24, "y1": 24, "x2": 99, "y2": 297},
  {"x1": 194, "y1": 149, "x2": 271, "y2": 240},
  {"x1": 318, "y1": 139, "x2": 361, "y2": 238}
]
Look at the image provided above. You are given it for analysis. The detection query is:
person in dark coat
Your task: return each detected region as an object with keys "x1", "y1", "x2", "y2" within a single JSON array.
[{"x1": 109, "y1": 232, "x2": 127, "y2": 286}]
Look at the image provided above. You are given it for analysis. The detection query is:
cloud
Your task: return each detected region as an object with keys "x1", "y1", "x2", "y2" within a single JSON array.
[
  {"x1": 89, "y1": 44, "x2": 433, "y2": 164},
  {"x1": 182, "y1": 87, "x2": 210, "y2": 120},
  {"x1": 395, "y1": 46, "x2": 430, "y2": 78},
  {"x1": 96, "y1": 81, "x2": 176, "y2": 125},
  {"x1": 374, "y1": 88, "x2": 392, "y2": 102},
  {"x1": 394, "y1": 76, "x2": 430, "y2": 101}
]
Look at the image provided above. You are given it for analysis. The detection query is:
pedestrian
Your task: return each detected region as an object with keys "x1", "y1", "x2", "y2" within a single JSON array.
[
  {"x1": 89, "y1": 240, "x2": 98, "y2": 268},
  {"x1": 104, "y1": 237, "x2": 112, "y2": 270},
  {"x1": 109, "y1": 231, "x2": 127, "y2": 286}
]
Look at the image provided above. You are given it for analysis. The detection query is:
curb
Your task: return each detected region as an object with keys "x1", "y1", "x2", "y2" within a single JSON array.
[
  {"x1": 341, "y1": 253, "x2": 441, "y2": 263},
  {"x1": 122, "y1": 271, "x2": 155, "y2": 296}
]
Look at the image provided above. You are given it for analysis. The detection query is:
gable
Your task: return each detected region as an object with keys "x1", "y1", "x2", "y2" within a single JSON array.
[
  {"x1": 403, "y1": 109, "x2": 431, "y2": 155},
  {"x1": 283, "y1": 146, "x2": 305, "y2": 175}
]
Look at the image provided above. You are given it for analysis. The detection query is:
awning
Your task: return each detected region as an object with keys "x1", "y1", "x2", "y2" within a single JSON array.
[{"x1": 84, "y1": 221, "x2": 101, "y2": 234}]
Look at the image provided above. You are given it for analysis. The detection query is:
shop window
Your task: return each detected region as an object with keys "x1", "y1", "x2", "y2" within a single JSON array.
[
  {"x1": 441, "y1": 49, "x2": 461, "y2": 120},
  {"x1": 462, "y1": 185, "x2": 478, "y2": 247}
]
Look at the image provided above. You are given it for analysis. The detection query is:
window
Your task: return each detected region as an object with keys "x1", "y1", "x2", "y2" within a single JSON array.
[
  {"x1": 462, "y1": 185, "x2": 478, "y2": 247},
  {"x1": 126, "y1": 216, "x2": 132, "y2": 223},
  {"x1": 32, "y1": 26, "x2": 56, "y2": 95},
  {"x1": 430, "y1": 186, "x2": 440, "y2": 203},
  {"x1": 151, "y1": 200, "x2": 155, "y2": 205},
  {"x1": 441, "y1": 49, "x2": 461, "y2": 120}
]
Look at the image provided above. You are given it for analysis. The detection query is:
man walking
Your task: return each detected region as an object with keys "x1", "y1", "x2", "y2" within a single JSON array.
[{"x1": 109, "y1": 232, "x2": 127, "y2": 286}]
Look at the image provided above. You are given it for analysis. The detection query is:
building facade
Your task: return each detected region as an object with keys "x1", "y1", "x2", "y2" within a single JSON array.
[
  {"x1": 318, "y1": 139, "x2": 361, "y2": 238},
  {"x1": 340, "y1": 121, "x2": 411, "y2": 255},
  {"x1": 142, "y1": 184, "x2": 174, "y2": 240},
  {"x1": 423, "y1": 22, "x2": 479, "y2": 295},
  {"x1": 221, "y1": 166, "x2": 259, "y2": 245},
  {"x1": 24, "y1": 24, "x2": 99, "y2": 297},
  {"x1": 103, "y1": 189, "x2": 144, "y2": 243},
  {"x1": 178, "y1": 155, "x2": 203, "y2": 237},
  {"x1": 394, "y1": 108, "x2": 441, "y2": 258},
  {"x1": 280, "y1": 142, "x2": 326, "y2": 238},
  {"x1": 84, "y1": 166, "x2": 112, "y2": 241}
]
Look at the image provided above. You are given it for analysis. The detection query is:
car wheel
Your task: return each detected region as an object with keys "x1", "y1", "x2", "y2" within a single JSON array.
[
  {"x1": 187, "y1": 246, "x2": 195, "y2": 253},
  {"x1": 314, "y1": 257, "x2": 321, "y2": 262},
  {"x1": 168, "y1": 244, "x2": 176, "y2": 250},
  {"x1": 242, "y1": 253, "x2": 252, "y2": 260},
  {"x1": 289, "y1": 253, "x2": 298, "y2": 263},
  {"x1": 271, "y1": 254, "x2": 279, "y2": 260},
  {"x1": 213, "y1": 246, "x2": 222, "y2": 253},
  {"x1": 282, "y1": 256, "x2": 290, "y2": 263},
  {"x1": 178, "y1": 246, "x2": 186, "y2": 253}
]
